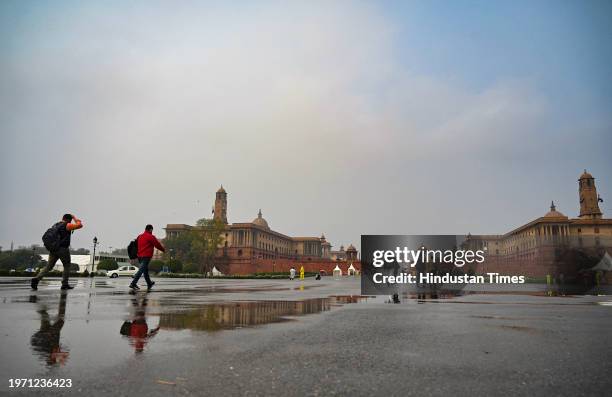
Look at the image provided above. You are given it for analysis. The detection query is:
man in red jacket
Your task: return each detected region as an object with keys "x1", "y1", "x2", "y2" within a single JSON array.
[{"x1": 130, "y1": 224, "x2": 165, "y2": 291}]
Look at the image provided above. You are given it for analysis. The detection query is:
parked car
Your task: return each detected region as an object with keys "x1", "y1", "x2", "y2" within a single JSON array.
[{"x1": 107, "y1": 265, "x2": 138, "y2": 278}]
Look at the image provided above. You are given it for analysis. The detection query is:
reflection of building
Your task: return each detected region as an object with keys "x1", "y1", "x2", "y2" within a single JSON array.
[
  {"x1": 165, "y1": 186, "x2": 360, "y2": 274},
  {"x1": 465, "y1": 171, "x2": 612, "y2": 278},
  {"x1": 159, "y1": 296, "x2": 367, "y2": 331},
  {"x1": 159, "y1": 299, "x2": 331, "y2": 331}
]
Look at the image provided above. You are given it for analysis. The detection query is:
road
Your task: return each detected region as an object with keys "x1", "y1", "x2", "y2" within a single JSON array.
[{"x1": 0, "y1": 277, "x2": 610, "y2": 396}]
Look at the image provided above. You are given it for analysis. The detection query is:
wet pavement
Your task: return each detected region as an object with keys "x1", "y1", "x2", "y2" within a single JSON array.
[{"x1": 0, "y1": 277, "x2": 611, "y2": 396}]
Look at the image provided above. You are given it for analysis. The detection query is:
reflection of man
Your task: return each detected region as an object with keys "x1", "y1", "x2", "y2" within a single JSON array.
[
  {"x1": 120, "y1": 296, "x2": 159, "y2": 353},
  {"x1": 30, "y1": 292, "x2": 69, "y2": 365}
]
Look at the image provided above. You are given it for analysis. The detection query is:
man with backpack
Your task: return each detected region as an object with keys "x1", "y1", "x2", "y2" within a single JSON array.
[
  {"x1": 130, "y1": 224, "x2": 165, "y2": 291},
  {"x1": 32, "y1": 214, "x2": 83, "y2": 290}
]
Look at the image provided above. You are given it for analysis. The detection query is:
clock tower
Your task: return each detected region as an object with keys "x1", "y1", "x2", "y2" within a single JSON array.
[
  {"x1": 578, "y1": 170, "x2": 602, "y2": 219},
  {"x1": 214, "y1": 185, "x2": 228, "y2": 224}
]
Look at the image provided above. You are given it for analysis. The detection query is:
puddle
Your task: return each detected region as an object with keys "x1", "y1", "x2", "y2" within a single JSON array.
[{"x1": 158, "y1": 295, "x2": 370, "y2": 332}]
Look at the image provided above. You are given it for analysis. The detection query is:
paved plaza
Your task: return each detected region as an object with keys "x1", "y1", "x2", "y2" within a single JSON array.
[{"x1": 0, "y1": 277, "x2": 611, "y2": 396}]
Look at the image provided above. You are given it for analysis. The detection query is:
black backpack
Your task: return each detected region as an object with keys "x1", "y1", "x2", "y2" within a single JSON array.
[
  {"x1": 42, "y1": 222, "x2": 63, "y2": 252},
  {"x1": 127, "y1": 237, "x2": 139, "y2": 260}
]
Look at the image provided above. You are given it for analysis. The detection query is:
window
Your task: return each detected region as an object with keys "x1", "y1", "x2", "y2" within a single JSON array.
[{"x1": 594, "y1": 227, "x2": 599, "y2": 234}]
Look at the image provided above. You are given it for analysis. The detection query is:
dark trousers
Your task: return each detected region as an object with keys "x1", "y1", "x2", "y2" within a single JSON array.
[
  {"x1": 36, "y1": 247, "x2": 71, "y2": 284},
  {"x1": 132, "y1": 257, "x2": 152, "y2": 287}
]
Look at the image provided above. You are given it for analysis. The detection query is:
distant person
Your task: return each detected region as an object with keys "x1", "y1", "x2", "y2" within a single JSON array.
[
  {"x1": 289, "y1": 267, "x2": 296, "y2": 280},
  {"x1": 130, "y1": 224, "x2": 165, "y2": 291},
  {"x1": 32, "y1": 214, "x2": 83, "y2": 290},
  {"x1": 315, "y1": 273, "x2": 321, "y2": 280}
]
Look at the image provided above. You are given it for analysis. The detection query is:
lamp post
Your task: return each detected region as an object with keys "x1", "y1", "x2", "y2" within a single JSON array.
[
  {"x1": 92, "y1": 237, "x2": 98, "y2": 274},
  {"x1": 31, "y1": 247, "x2": 35, "y2": 271}
]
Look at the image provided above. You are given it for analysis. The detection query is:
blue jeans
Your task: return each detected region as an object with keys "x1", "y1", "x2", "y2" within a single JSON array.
[{"x1": 131, "y1": 257, "x2": 152, "y2": 287}]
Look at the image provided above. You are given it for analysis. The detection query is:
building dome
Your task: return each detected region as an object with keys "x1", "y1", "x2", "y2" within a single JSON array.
[
  {"x1": 346, "y1": 244, "x2": 357, "y2": 252},
  {"x1": 579, "y1": 170, "x2": 594, "y2": 180},
  {"x1": 217, "y1": 185, "x2": 226, "y2": 193},
  {"x1": 544, "y1": 201, "x2": 567, "y2": 218},
  {"x1": 252, "y1": 209, "x2": 270, "y2": 229}
]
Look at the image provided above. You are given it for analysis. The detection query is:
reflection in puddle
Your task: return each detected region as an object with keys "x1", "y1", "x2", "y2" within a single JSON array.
[
  {"x1": 30, "y1": 293, "x2": 69, "y2": 366},
  {"x1": 120, "y1": 296, "x2": 160, "y2": 353},
  {"x1": 159, "y1": 296, "x2": 368, "y2": 332}
]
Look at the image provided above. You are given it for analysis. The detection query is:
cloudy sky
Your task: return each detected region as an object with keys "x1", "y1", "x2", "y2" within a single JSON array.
[{"x1": 1, "y1": 0, "x2": 611, "y2": 252}]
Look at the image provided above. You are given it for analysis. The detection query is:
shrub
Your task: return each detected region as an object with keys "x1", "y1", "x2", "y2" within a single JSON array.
[
  {"x1": 149, "y1": 260, "x2": 165, "y2": 273},
  {"x1": 182, "y1": 263, "x2": 199, "y2": 274},
  {"x1": 166, "y1": 259, "x2": 183, "y2": 273},
  {"x1": 96, "y1": 258, "x2": 118, "y2": 271}
]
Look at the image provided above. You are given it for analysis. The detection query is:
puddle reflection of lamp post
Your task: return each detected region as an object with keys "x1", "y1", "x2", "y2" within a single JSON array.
[{"x1": 92, "y1": 237, "x2": 98, "y2": 274}]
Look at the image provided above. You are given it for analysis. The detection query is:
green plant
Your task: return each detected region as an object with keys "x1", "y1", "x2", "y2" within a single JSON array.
[
  {"x1": 149, "y1": 260, "x2": 165, "y2": 273},
  {"x1": 96, "y1": 258, "x2": 118, "y2": 271}
]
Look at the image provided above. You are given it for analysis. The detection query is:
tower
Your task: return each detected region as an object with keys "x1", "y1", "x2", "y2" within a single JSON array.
[
  {"x1": 578, "y1": 170, "x2": 602, "y2": 219},
  {"x1": 214, "y1": 185, "x2": 228, "y2": 224}
]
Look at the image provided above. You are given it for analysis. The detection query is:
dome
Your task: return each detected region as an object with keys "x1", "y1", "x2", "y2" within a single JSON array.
[
  {"x1": 579, "y1": 170, "x2": 593, "y2": 180},
  {"x1": 544, "y1": 201, "x2": 567, "y2": 218},
  {"x1": 217, "y1": 185, "x2": 226, "y2": 193},
  {"x1": 346, "y1": 244, "x2": 357, "y2": 252},
  {"x1": 252, "y1": 209, "x2": 270, "y2": 229}
]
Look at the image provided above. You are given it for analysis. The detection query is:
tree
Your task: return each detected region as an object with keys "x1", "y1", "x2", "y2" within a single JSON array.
[
  {"x1": 182, "y1": 263, "x2": 199, "y2": 273},
  {"x1": 96, "y1": 258, "x2": 118, "y2": 271},
  {"x1": 0, "y1": 249, "x2": 42, "y2": 270},
  {"x1": 166, "y1": 259, "x2": 183, "y2": 273},
  {"x1": 164, "y1": 218, "x2": 224, "y2": 276},
  {"x1": 149, "y1": 260, "x2": 165, "y2": 273}
]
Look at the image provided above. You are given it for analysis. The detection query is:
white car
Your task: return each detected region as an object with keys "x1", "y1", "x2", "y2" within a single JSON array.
[{"x1": 107, "y1": 265, "x2": 138, "y2": 278}]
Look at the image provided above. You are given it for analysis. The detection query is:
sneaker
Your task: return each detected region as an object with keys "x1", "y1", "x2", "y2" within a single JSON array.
[
  {"x1": 60, "y1": 284, "x2": 74, "y2": 290},
  {"x1": 31, "y1": 278, "x2": 39, "y2": 291},
  {"x1": 147, "y1": 281, "x2": 155, "y2": 291},
  {"x1": 129, "y1": 284, "x2": 140, "y2": 290}
]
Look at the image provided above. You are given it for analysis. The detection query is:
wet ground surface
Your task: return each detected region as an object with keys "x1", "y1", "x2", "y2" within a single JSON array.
[{"x1": 0, "y1": 277, "x2": 611, "y2": 396}]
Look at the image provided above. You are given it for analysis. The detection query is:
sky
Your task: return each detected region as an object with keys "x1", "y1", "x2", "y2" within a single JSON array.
[{"x1": 1, "y1": 0, "x2": 611, "y2": 253}]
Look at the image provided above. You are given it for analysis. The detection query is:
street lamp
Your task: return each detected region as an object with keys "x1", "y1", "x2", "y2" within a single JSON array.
[
  {"x1": 92, "y1": 237, "x2": 98, "y2": 274},
  {"x1": 31, "y1": 247, "x2": 35, "y2": 271}
]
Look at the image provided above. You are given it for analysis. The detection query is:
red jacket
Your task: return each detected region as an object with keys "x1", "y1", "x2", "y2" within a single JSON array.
[{"x1": 137, "y1": 230, "x2": 165, "y2": 258}]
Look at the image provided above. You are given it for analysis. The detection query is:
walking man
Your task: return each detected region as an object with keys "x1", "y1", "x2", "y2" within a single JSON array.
[
  {"x1": 32, "y1": 214, "x2": 83, "y2": 290},
  {"x1": 130, "y1": 224, "x2": 165, "y2": 291}
]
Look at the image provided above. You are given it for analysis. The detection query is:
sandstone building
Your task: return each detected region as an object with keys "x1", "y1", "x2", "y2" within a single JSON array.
[
  {"x1": 165, "y1": 186, "x2": 359, "y2": 275},
  {"x1": 464, "y1": 170, "x2": 611, "y2": 278}
]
